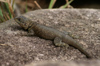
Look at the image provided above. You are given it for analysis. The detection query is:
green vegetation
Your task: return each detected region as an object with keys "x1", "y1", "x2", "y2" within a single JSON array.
[
  {"x1": 0, "y1": 0, "x2": 14, "y2": 22},
  {"x1": 48, "y1": 0, "x2": 55, "y2": 9},
  {"x1": 0, "y1": 0, "x2": 74, "y2": 23},
  {"x1": 61, "y1": 0, "x2": 73, "y2": 8},
  {"x1": 48, "y1": 0, "x2": 74, "y2": 9}
]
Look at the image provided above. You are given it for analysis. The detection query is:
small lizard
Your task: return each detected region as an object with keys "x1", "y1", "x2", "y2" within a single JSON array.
[{"x1": 14, "y1": 16, "x2": 92, "y2": 58}]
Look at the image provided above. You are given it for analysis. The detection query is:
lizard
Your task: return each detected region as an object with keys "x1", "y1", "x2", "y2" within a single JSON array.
[{"x1": 14, "y1": 15, "x2": 92, "y2": 58}]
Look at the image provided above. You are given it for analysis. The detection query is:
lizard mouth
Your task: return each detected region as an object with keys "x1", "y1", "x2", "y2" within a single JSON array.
[
  {"x1": 14, "y1": 16, "x2": 29, "y2": 30},
  {"x1": 14, "y1": 17, "x2": 24, "y2": 28}
]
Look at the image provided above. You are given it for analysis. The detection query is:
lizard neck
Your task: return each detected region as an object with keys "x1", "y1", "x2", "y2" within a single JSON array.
[{"x1": 28, "y1": 22, "x2": 38, "y2": 29}]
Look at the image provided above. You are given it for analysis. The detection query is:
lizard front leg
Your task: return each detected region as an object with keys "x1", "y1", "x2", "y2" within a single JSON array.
[
  {"x1": 16, "y1": 28, "x2": 35, "y2": 36},
  {"x1": 27, "y1": 28, "x2": 35, "y2": 36}
]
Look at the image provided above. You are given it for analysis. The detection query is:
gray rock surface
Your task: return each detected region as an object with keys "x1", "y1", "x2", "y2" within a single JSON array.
[
  {"x1": 0, "y1": 9, "x2": 100, "y2": 66},
  {"x1": 25, "y1": 60, "x2": 100, "y2": 66}
]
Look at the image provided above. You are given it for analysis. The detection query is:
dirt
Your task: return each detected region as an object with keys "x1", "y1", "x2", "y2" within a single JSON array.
[{"x1": 0, "y1": 9, "x2": 100, "y2": 66}]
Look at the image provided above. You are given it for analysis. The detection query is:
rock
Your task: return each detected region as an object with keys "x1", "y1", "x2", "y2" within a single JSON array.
[
  {"x1": 25, "y1": 60, "x2": 100, "y2": 66},
  {"x1": 0, "y1": 9, "x2": 100, "y2": 66}
]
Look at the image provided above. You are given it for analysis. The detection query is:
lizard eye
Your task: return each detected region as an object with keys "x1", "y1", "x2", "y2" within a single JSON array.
[{"x1": 17, "y1": 18, "x2": 21, "y2": 21}]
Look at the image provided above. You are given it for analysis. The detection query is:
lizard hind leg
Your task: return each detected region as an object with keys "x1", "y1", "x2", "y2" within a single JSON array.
[
  {"x1": 54, "y1": 37, "x2": 69, "y2": 56},
  {"x1": 54, "y1": 37, "x2": 69, "y2": 47}
]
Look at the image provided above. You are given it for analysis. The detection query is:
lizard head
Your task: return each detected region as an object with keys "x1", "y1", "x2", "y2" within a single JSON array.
[{"x1": 14, "y1": 16, "x2": 32, "y2": 30}]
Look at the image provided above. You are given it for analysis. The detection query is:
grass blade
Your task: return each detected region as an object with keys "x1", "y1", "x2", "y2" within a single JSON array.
[
  {"x1": 0, "y1": 7, "x2": 3, "y2": 17},
  {"x1": 0, "y1": 7, "x2": 5, "y2": 22},
  {"x1": 61, "y1": 0, "x2": 73, "y2": 8},
  {"x1": 4, "y1": 2, "x2": 12, "y2": 18},
  {"x1": 48, "y1": 0, "x2": 56, "y2": 9}
]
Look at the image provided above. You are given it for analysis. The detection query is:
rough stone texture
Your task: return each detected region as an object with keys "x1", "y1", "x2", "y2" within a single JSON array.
[
  {"x1": 0, "y1": 9, "x2": 100, "y2": 66},
  {"x1": 25, "y1": 60, "x2": 100, "y2": 66}
]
